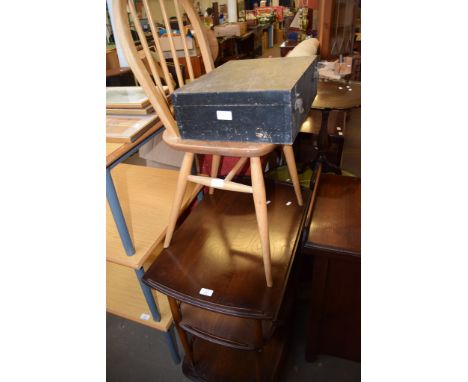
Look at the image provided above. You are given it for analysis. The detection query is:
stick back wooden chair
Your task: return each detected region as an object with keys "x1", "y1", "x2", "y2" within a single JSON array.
[{"x1": 113, "y1": 0, "x2": 304, "y2": 287}]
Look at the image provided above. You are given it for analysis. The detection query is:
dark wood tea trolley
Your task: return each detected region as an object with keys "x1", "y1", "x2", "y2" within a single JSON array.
[{"x1": 144, "y1": 181, "x2": 311, "y2": 381}]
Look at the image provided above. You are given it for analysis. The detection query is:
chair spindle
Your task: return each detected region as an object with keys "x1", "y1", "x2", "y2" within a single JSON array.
[
  {"x1": 127, "y1": 0, "x2": 165, "y2": 94},
  {"x1": 158, "y1": 0, "x2": 185, "y2": 87},
  {"x1": 142, "y1": 0, "x2": 176, "y2": 93},
  {"x1": 174, "y1": 0, "x2": 195, "y2": 81}
]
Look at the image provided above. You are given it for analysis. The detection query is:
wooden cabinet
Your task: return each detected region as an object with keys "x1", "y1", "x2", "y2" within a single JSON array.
[{"x1": 302, "y1": 174, "x2": 361, "y2": 362}]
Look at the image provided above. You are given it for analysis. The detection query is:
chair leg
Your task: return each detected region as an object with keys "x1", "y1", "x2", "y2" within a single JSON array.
[
  {"x1": 282, "y1": 145, "x2": 303, "y2": 206},
  {"x1": 209, "y1": 154, "x2": 221, "y2": 195},
  {"x1": 164, "y1": 152, "x2": 194, "y2": 248},
  {"x1": 250, "y1": 157, "x2": 273, "y2": 287}
]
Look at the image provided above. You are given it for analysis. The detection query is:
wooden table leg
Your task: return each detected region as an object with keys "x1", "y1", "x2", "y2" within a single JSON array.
[{"x1": 168, "y1": 296, "x2": 195, "y2": 366}]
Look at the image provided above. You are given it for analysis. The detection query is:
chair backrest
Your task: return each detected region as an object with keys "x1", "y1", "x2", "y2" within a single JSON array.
[{"x1": 113, "y1": 0, "x2": 215, "y2": 138}]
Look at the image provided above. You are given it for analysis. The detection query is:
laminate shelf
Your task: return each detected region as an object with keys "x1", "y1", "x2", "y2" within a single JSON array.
[
  {"x1": 107, "y1": 249, "x2": 173, "y2": 331},
  {"x1": 106, "y1": 163, "x2": 202, "y2": 269}
]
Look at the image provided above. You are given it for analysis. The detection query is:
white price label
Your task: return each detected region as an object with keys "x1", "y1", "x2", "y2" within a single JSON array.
[
  {"x1": 217, "y1": 110, "x2": 233, "y2": 120},
  {"x1": 199, "y1": 288, "x2": 214, "y2": 297},
  {"x1": 211, "y1": 178, "x2": 224, "y2": 188}
]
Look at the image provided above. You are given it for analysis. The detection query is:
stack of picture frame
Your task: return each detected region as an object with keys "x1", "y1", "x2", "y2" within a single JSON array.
[{"x1": 106, "y1": 86, "x2": 157, "y2": 143}]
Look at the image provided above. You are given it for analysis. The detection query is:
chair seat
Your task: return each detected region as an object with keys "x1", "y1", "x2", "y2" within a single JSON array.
[{"x1": 163, "y1": 130, "x2": 276, "y2": 157}]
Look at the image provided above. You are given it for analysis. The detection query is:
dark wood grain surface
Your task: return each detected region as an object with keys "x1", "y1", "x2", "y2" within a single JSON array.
[
  {"x1": 143, "y1": 181, "x2": 310, "y2": 320},
  {"x1": 303, "y1": 174, "x2": 361, "y2": 362},
  {"x1": 179, "y1": 303, "x2": 273, "y2": 351},
  {"x1": 306, "y1": 254, "x2": 361, "y2": 362},
  {"x1": 305, "y1": 174, "x2": 361, "y2": 255},
  {"x1": 182, "y1": 325, "x2": 288, "y2": 382},
  {"x1": 312, "y1": 81, "x2": 361, "y2": 110}
]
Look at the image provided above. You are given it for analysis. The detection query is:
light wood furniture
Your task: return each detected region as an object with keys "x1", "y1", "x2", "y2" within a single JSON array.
[
  {"x1": 106, "y1": 121, "x2": 167, "y2": 259},
  {"x1": 113, "y1": 0, "x2": 305, "y2": 287},
  {"x1": 106, "y1": 104, "x2": 154, "y2": 115},
  {"x1": 106, "y1": 114, "x2": 159, "y2": 143},
  {"x1": 107, "y1": 249, "x2": 173, "y2": 332},
  {"x1": 105, "y1": 120, "x2": 201, "y2": 364},
  {"x1": 106, "y1": 164, "x2": 202, "y2": 269},
  {"x1": 106, "y1": 163, "x2": 202, "y2": 363},
  {"x1": 106, "y1": 121, "x2": 163, "y2": 167},
  {"x1": 106, "y1": 86, "x2": 150, "y2": 109}
]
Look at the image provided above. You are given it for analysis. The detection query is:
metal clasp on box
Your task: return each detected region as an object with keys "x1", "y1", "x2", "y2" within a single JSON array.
[{"x1": 295, "y1": 93, "x2": 304, "y2": 114}]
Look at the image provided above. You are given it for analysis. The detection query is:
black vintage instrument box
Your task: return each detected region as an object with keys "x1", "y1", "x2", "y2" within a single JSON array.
[{"x1": 171, "y1": 56, "x2": 318, "y2": 144}]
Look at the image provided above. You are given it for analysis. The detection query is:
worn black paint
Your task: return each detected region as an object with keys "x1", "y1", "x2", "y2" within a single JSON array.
[{"x1": 172, "y1": 56, "x2": 318, "y2": 144}]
